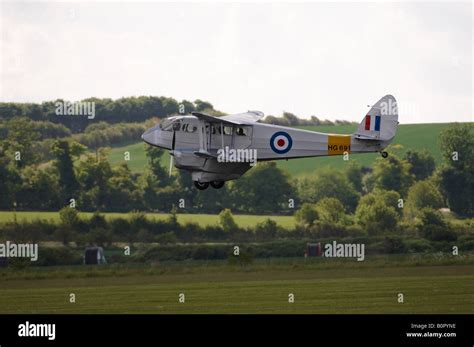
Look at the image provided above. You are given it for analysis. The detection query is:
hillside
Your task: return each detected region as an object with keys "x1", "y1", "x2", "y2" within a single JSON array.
[{"x1": 107, "y1": 123, "x2": 452, "y2": 177}]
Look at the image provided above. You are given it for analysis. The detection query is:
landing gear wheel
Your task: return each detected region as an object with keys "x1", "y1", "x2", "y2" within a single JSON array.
[
  {"x1": 381, "y1": 151, "x2": 388, "y2": 158},
  {"x1": 194, "y1": 181, "x2": 209, "y2": 190},
  {"x1": 210, "y1": 181, "x2": 225, "y2": 189}
]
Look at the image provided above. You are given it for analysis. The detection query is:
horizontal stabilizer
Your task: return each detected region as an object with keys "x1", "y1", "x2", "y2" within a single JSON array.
[{"x1": 353, "y1": 133, "x2": 380, "y2": 140}]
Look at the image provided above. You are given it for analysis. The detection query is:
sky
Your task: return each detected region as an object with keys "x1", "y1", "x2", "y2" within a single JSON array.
[{"x1": 1, "y1": 1, "x2": 472, "y2": 124}]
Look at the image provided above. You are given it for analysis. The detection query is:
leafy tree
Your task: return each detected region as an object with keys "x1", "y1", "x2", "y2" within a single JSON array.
[
  {"x1": 438, "y1": 123, "x2": 474, "y2": 217},
  {"x1": 80, "y1": 122, "x2": 146, "y2": 149},
  {"x1": 405, "y1": 180, "x2": 444, "y2": 219},
  {"x1": 417, "y1": 208, "x2": 456, "y2": 241},
  {"x1": 154, "y1": 185, "x2": 181, "y2": 211},
  {"x1": 283, "y1": 112, "x2": 300, "y2": 126},
  {"x1": 167, "y1": 206, "x2": 179, "y2": 229},
  {"x1": 193, "y1": 184, "x2": 229, "y2": 213},
  {"x1": 179, "y1": 100, "x2": 196, "y2": 114},
  {"x1": 176, "y1": 170, "x2": 197, "y2": 207},
  {"x1": 194, "y1": 99, "x2": 214, "y2": 112},
  {"x1": 17, "y1": 166, "x2": 60, "y2": 210},
  {"x1": 438, "y1": 167, "x2": 472, "y2": 217},
  {"x1": 365, "y1": 153, "x2": 414, "y2": 196},
  {"x1": 89, "y1": 212, "x2": 108, "y2": 229},
  {"x1": 299, "y1": 167, "x2": 360, "y2": 212},
  {"x1": 358, "y1": 189, "x2": 401, "y2": 215},
  {"x1": 355, "y1": 191, "x2": 400, "y2": 235},
  {"x1": 382, "y1": 236, "x2": 406, "y2": 254},
  {"x1": 404, "y1": 149, "x2": 436, "y2": 181},
  {"x1": 76, "y1": 149, "x2": 113, "y2": 211},
  {"x1": 54, "y1": 227, "x2": 74, "y2": 246},
  {"x1": 87, "y1": 227, "x2": 113, "y2": 247},
  {"x1": 0, "y1": 152, "x2": 21, "y2": 209},
  {"x1": 109, "y1": 163, "x2": 142, "y2": 211},
  {"x1": 59, "y1": 206, "x2": 80, "y2": 228},
  {"x1": 315, "y1": 197, "x2": 346, "y2": 224},
  {"x1": 255, "y1": 218, "x2": 278, "y2": 241},
  {"x1": 128, "y1": 211, "x2": 150, "y2": 241},
  {"x1": 56, "y1": 206, "x2": 80, "y2": 245},
  {"x1": 219, "y1": 209, "x2": 238, "y2": 233},
  {"x1": 345, "y1": 160, "x2": 364, "y2": 192},
  {"x1": 141, "y1": 171, "x2": 180, "y2": 212},
  {"x1": 52, "y1": 140, "x2": 85, "y2": 204},
  {"x1": 142, "y1": 174, "x2": 160, "y2": 210},
  {"x1": 145, "y1": 144, "x2": 171, "y2": 187},
  {"x1": 30, "y1": 120, "x2": 71, "y2": 140},
  {"x1": 231, "y1": 162, "x2": 294, "y2": 214},
  {"x1": 4, "y1": 117, "x2": 40, "y2": 167},
  {"x1": 295, "y1": 203, "x2": 319, "y2": 227},
  {"x1": 439, "y1": 123, "x2": 474, "y2": 171}
]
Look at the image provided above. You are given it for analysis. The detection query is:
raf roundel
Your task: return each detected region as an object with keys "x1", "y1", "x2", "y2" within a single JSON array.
[{"x1": 270, "y1": 131, "x2": 293, "y2": 154}]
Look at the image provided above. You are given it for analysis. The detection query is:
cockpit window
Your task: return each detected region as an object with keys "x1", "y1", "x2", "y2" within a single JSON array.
[
  {"x1": 172, "y1": 121, "x2": 181, "y2": 131},
  {"x1": 160, "y1": 118, "x2": 175, "y2": 132},
  {"x1": 183, "y1": 123, "x2": 197, "y2": 133}
]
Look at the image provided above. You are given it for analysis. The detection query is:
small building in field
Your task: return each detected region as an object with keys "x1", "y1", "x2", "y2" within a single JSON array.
[
  {"x1": 84, "y1": 247, "x2": 107, "y2": 265},
  {"x1": 305, "y1": 243, "x2": 322, "y2": 257}
]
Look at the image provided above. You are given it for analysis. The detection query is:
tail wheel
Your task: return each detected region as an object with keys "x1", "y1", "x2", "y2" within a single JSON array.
[
  {"x1": 210, "y1": 181, "x2": 225, "y2": 189},
  {"x1": 194, "y1": 181, "x2": 209, "y2": 190},
  {"x1": 381, "y1": 151, "x2": 388, "y2": 158}
]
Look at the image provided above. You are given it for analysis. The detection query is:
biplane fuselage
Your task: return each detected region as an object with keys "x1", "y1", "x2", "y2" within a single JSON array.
[{"x1": 142, "y1": 95, "x2": 398, "y2": 190}]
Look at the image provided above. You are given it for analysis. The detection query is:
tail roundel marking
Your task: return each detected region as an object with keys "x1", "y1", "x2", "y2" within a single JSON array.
[{"x1": 364, "y1": 115, "x2": 381, "y2": 131}]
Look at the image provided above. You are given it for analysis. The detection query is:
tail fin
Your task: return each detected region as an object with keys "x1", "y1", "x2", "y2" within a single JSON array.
[{"x1": 354, "y1": 95, "x2": 398, "y2": 142}]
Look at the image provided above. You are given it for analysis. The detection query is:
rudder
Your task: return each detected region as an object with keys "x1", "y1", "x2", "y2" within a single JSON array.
[{"x1": 354, "y1": 95, "x2": 398, "y2": 142}]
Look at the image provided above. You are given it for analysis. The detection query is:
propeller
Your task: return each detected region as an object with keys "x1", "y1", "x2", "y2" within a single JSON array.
[{"x1": 169, "y1": 128, "x2": 176, "y2": 177}]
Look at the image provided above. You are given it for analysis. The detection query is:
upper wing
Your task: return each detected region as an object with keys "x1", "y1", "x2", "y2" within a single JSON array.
[
  {"x1": 191, "y1": 112, "x2": 237, "y2": 125},
  {"x1": 191, "y1": 111, "x2": 264, "y2": 125},
  {"x1": 221, "y1": 111, "x2": 264, "y2": 125}
]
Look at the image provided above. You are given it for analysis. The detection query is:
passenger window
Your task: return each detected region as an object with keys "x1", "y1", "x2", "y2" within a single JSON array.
[
  {"x1": 223, "y1": 126, "x2": 233, "y2": 136},
  {"x1": 213, "y1": 125, "x2": 223, "y2": 134},
  {"x1": 236, "y1": 127, "x2": 247, "y2": 136}
]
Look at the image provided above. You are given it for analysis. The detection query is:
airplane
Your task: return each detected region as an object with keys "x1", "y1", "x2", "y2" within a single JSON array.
[{"x1": 142, "y1": 94, "x2": 398, "y2": 190}]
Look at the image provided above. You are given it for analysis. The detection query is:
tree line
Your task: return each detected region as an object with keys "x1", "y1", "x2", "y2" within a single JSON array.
[
  {"x1": 0, "y1": 97, "x2": 214, "y2": 133},
  {"x1": 0, "y1": 96, "x2": 354, "y2": 134}
]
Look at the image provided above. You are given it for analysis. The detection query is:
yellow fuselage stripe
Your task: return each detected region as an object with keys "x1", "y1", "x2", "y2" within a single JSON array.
[{"x1": 327, "y1": 135, "x2": 351, "y2": 155}]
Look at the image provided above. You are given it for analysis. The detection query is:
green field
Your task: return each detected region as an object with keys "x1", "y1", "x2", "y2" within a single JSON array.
[
  {"x1": 0, "y1": 263, "x2": 472, "y2": 313},
  {"x1": 107, "y1": 123, "x2": 452, "y2": 177},
  {"x1": 0, "y1": 211, "x2": 296, "y2": 229}
]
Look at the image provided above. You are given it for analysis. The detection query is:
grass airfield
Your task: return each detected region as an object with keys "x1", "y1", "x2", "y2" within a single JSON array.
[{"x1": 1, "y1": 258, "x2": 472, "y2": 314}]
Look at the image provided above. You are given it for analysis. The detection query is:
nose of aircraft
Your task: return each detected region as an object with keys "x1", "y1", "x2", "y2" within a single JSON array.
[{"x1": 142, "y1": 125, "x2": 159, "y2": 146}]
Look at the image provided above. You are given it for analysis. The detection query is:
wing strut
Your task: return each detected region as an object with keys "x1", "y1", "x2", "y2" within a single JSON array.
[{"x1": 221, "y1": 122, "x2": 224, "y2": 150}]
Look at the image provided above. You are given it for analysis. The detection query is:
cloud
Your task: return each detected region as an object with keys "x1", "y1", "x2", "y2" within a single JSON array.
[{"x1": 0, "y1": 2, "x2": 471, "y2": 123}]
